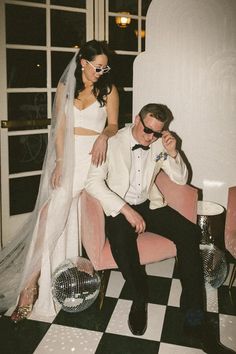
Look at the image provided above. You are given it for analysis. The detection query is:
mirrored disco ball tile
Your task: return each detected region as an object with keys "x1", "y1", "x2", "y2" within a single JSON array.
[
  {"x1": 52, "y1": 257, "x2": 101, "y2": 313},
  {"x1": 200, "y1": 244, "x2": 228, "y2": 288}
]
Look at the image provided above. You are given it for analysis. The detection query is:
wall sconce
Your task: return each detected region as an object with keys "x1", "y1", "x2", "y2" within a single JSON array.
[{"x1": 115, "y1": 12, "x2": 131, "y2": 28}]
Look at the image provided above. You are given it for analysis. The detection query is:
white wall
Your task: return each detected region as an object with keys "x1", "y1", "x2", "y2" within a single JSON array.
[{"x1": 133, "y1": 0, "x2": 236, "y2": 207}]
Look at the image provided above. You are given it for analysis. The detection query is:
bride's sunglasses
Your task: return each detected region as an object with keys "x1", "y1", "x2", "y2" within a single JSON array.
[
  {"x1": 86, "y1": 60, "x2": 111, "y2": 74},
  {"x1": 140, "y1": 116, "x2": 163, "y2": 139}
]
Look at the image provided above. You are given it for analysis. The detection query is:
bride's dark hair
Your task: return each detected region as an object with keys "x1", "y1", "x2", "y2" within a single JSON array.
[{"x1": 74, "y1": 40, "x2": 113, "y2": 106}]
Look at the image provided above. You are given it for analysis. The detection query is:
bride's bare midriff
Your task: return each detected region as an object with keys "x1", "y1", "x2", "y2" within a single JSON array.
[{"x1": 74, "y1": 127, "x2": 100, "y2": 135}]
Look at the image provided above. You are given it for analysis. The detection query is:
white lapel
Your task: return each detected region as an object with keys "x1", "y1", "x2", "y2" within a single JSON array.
[
  {"x1": 146, "y1": 139, "x2": 164, "y2": 192},
  {"x1": 118, "y1": 125, "x2": 133, "y2": 170}
]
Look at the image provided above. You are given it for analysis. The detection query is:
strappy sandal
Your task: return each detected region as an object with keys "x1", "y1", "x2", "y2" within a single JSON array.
[{"x1": 10, "y1": 286, "x2": 38, "y2": 323}]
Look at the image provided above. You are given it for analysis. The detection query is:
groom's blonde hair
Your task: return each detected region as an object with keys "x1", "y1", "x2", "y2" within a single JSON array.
[{"x1": 139, "y1": 103, "x2": 173, "y2": 125}]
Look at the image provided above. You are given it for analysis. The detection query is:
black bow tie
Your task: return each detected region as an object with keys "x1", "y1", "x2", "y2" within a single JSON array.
[{"x1": 132, "y1": 144, "x2": 150, "y2": 151}]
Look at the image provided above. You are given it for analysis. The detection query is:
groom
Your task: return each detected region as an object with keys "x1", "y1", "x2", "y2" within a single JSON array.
[{"x1": 85, "y1": 103, "x2": 234, "y2": 354}]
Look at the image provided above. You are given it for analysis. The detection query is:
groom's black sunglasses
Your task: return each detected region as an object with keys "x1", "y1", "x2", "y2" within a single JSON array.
[{"x1": 140, "y1": 116, "x2": 163, "y2": 139}]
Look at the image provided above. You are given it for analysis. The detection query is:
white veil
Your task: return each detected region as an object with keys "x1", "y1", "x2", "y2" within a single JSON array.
[{"x1": 0, "y1": 53, "x2": 77, "y2": 312}]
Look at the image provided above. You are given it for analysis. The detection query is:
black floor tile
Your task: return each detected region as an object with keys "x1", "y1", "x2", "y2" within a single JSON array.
[
  {"x1": 160, "y1": 306, "x2": 199, "y2": 349},
  {"x1": 161, "y1": 306, "x2": 220, "y2": 350},
  {"x1": 0, "y1": 315, "x2": 50, "y2": 354},
  {"x1": 95, "y1": 333, "x2": 160, "y2": 354},
  {"x1": 1, "y1": 263, "x2": 235, "y2": 354},
  {"x1": 218, "y1": 285, "x2": 236, "y2": 315},
  {"x1": 53, "y1": 296, "x2": 117, "y2": 332}
]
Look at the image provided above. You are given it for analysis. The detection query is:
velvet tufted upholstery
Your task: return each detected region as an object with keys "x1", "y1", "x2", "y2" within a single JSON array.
[{"x1": 80, "y1": 171, "x2": 198, "y2": 271}]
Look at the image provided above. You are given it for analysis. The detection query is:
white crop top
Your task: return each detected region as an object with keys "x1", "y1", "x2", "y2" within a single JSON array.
[{"x1": 73, "y1": 100, "x2": 107, "y2": 133}]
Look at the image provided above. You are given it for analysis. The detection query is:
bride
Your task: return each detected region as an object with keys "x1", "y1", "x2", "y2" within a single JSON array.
[{"x1": 0, "y1": 40, "x2": 119, "y2": 322}]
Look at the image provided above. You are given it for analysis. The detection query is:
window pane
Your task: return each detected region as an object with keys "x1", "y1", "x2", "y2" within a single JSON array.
[
  {"x1": 10, "y1": 176, "x2": 41, "y2": 215},
  {"x1": 118, "y1": 90, "x2": 132, "y2": 128},
  {"x1": 109, "y1": 54, "x2": 135, "y2": 87},
  {"x1": 109, "y1": 17, "x2": 138, "y2": 51},
  {"x1": 7, "y1": 93, "x2": 48, "y2": 131},
  {"x1": 142, "y1": 0, "x2": 152, "y2": 16},
  {"x1": 51, "y1": 10, "x2": 86, "y2": 48},
  {"x1": 9, "y1": 134, "x2": 48, "y2": 174},
  {"x1": 51, "y1": 51, "x2": 75, "y2": 87},
  {"x1": 6, "y1": 4, "x2": 46, "y2": 45},
  {"x1": 141, "y1": 20, "x2": 146, "y2": 52},
  {"x1": 13, "y1": 0, "x2": 45, "y2": 3},
  {"x1": 109, "y1": 0, "x2": 138, "y2": 15},
  {"x1": 7, "y1": 49, "x2": 46, "y2": 88},
  {"x1": 50, "y1": 0, "x2": 86, "y2": 7},
  {"x1": 8, "y1": 93, "x2": 47, "y2": 121}
]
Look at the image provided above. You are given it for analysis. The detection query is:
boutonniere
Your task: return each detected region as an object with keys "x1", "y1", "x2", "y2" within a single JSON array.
[{"x1": 155, "y1": 152, "x2": 168, "y2": 162}]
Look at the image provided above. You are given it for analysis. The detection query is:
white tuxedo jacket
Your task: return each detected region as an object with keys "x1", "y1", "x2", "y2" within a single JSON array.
[{"x1": 85, "y1": 124, "x2": 188, "y2": 216}]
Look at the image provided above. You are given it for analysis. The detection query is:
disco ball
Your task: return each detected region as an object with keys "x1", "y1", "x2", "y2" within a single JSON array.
[
  {"x1": 200, "y1": 244, "x2": 228, "y2": 288},
  {"x1": 52, "y1": 257, "x2": 101, "y2": 313}
]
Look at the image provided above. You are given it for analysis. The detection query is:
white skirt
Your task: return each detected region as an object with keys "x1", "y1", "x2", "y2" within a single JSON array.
[{"x1": 30, "y1": 134, "x2": 98, "y2": 318}]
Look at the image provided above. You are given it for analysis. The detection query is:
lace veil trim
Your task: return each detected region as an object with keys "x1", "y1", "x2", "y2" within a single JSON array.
[{"x1": 0, "y1": 53, "x2": 77, "y2": 312}]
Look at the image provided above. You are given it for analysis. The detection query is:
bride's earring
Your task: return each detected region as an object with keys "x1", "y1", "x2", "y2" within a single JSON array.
[{"x1": 81, "y1": 66, "x2": 84, "y2": 71}]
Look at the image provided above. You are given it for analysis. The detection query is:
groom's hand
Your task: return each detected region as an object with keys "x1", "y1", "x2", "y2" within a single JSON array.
[
  {"x1": 162, "y1": 130, "x2": 177, "y2": 158},
  {"x1": 120, "y1": 204, "x2": 146, "y2": 234}
]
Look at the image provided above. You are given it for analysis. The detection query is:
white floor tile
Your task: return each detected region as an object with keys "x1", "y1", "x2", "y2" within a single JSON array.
[
  {"x1": 205, "y1": 286, "x2": 218, "y2": 313},
  {"x1": 28, "y1": 311, "x2": 56, "y2": 323},
  {"x1": 4, "y1": 306, "x2": 14, "y2": 317},
  {"x1": 159, "y1": 342, "x2": 203, "y2": 354},
  {"x1": 105, "y1": 271, "x2": 125, "y2": 298},
  {"x1": 146, "y1": 258, "x2": 175, "y2": 278},
  {"x1": 167, "y1": 278, "x2": 181, "y2": 307},
  {"x1": 220, "y1": 314, "x2": 236, "y2": 351},
  {"x1": 34, "y1": 324, "x2": 103, "y2": 354},
  {"x1": 106, "y1": 299, "x2": 166, "y2": 341},
  {"x1": 3, "y1": 254, "x2": 236, "y2": 354},
  {"x1": 5, "y1": 305, "x2": 57, "y2": 324}
]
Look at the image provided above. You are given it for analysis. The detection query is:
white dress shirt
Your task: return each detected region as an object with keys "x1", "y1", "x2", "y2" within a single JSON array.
[{"x1": 125, "y1": 136, "x2": 150, "y2": 205}]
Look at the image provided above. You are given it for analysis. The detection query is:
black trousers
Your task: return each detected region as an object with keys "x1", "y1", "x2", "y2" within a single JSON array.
[{"x1": 105, "y1": 200, "x2": 205, "y2": 313}]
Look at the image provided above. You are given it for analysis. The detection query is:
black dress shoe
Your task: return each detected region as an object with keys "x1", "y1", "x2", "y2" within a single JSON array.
[
  {"x1": 128, "y1": 302, "x2": 148, "y2": 336},
  {"x1": 184, "y1": 322, "x2": 236, "y2": 354}
]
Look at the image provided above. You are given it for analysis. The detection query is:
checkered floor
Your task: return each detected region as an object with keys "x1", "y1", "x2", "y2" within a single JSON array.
[{"x1": 1, "y1": 256, "x2": 236, "y2": 354}]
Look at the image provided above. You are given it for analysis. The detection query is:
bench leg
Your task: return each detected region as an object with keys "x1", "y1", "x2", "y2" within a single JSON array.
[
  {"x1": 229, "y1": 263, "x2": 236, "y2": 290},
  {"x1": 98, "y1": 269, "x2": 111, "y2": 309}
]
